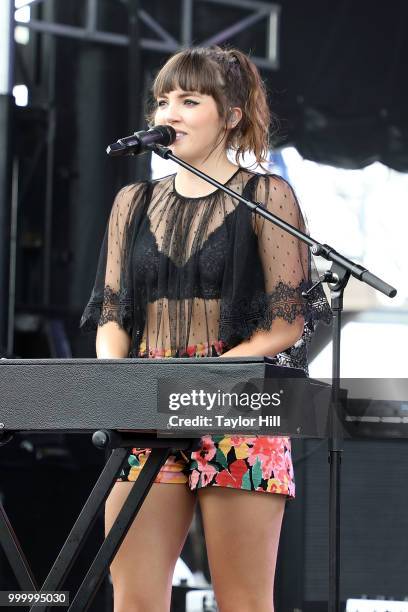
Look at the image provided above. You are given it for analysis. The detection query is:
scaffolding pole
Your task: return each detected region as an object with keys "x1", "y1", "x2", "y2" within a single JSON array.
[{"x1": 0, "y1": 0, "x2": 14, "y2": 354}]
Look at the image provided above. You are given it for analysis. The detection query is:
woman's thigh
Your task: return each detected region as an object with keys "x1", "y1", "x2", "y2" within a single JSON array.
[
  {"x1": 105, "y1": 482, "x2": 196, "y2": 612},
  {"x1": 198, "y1": 487, "x2": 286, "y2": 612}
]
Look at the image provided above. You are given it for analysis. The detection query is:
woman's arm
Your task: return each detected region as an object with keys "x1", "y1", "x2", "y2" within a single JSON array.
[
  {"x1": 96, "y1": 321, "x2": 131, "y2": 358},
  {"x1": 221, "y1": 315, "x2": 304, "y2": 358},
  {"x1": 221, "y1": 174, "x2": 307, "y2": 359}
]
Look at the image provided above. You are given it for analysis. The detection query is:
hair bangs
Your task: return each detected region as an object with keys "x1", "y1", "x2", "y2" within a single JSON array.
[{"x1": 152, "y1": 51, "x2": 223, "y2": 99}]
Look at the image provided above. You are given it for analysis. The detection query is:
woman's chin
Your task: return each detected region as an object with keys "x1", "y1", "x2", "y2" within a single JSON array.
[
  {"x1": 170, "y1": 140, "x2": 188, "y2": 151},
  {"x1": 169, "y1": 143, "x2": 196, "y2": 161}
]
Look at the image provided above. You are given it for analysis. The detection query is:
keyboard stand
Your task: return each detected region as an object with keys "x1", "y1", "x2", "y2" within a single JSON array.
[{"x1": 0, "y1": 431, "x2": 199, "y2": 612}]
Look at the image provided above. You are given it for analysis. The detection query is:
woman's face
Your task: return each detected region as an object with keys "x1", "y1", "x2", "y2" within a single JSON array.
[{"x1": 154, "y1": 89, "x2": 227, "y2": 163}]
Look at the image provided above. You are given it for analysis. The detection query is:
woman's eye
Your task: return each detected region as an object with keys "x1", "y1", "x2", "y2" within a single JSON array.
[{"x1": 156, "y1": 98, "x2": 198, "y2": 108}]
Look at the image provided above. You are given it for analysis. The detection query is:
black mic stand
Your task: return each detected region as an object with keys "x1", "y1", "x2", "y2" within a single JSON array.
[{"x1": 149, "y1": 143, "x2": 397, "y2": 612}]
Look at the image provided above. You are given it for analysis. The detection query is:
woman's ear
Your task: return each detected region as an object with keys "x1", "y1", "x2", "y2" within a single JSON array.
[{"x1": 228, "y1": 107, "x2": 243, "y2": 128}]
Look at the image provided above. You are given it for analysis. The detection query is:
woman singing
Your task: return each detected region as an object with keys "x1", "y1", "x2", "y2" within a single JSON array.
[{"x1": 81, "y1": 46, "x2": 331, "y2": 612}]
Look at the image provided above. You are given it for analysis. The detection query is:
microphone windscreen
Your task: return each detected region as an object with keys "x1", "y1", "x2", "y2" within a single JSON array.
[{"x1": 155, "y1": 125, "x2": 176, "y2": 146}]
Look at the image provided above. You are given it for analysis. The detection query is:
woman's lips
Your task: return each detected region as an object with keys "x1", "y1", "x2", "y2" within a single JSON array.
[{"x1": 175, "y1": 131, "x2": 187, "y2": 141}]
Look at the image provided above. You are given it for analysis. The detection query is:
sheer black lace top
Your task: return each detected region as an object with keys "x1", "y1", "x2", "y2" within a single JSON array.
[{"x1": 80, "y1": 167, "x2": 332, "y2": 372}]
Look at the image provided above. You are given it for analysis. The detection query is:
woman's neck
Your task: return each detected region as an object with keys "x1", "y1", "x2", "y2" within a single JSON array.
[{"x1": 174, "y1": 154, "x2": 239, "y2": 198}]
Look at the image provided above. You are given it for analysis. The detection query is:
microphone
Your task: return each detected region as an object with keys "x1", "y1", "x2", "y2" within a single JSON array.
[{"x1": 106, "y1": 125, "x2": 176, "y2": 157}]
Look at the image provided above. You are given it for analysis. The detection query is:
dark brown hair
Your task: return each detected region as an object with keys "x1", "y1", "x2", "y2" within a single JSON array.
[{"x1": 147, "y1": 46, "x2": 272, "y2": 164}]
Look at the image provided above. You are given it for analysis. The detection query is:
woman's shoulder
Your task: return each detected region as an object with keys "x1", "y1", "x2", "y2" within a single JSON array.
[
  {"x1": 235, "y1": 167, "x2": 295, "y2": 201},
  {"x1": 112, "y1": 173, "x2": 174, "y2": 206}
]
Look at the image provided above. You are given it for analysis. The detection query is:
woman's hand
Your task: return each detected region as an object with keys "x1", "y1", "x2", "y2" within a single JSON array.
[
  {"x1": 220, "y1": 316, "x2": 304, "y2": 358},
  {"x1": 96, "y1": 321, "x2": 131, "y2": 358}
]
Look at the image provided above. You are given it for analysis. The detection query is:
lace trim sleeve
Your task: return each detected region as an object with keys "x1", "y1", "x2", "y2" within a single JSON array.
[
  {"x1": 79, "y1": 286, "x2": 134, "y2": 332},
  {"x1": 219, "y1": 280, "x2": 332, "y2": 346}
]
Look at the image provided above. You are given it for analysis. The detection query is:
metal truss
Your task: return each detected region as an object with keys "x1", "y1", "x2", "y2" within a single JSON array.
[{"x1": 16, "y1": 0, "x2": 280, "y2": 69}]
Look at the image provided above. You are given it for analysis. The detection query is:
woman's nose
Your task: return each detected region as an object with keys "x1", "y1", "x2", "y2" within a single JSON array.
[{"x1": 161, "y1": 103, "x2": 181, "y2": 124}]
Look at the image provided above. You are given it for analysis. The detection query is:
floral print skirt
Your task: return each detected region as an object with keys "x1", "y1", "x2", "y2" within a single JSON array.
[{"x1": 118, "y1": 434, "x2": 295, "y2": 497}]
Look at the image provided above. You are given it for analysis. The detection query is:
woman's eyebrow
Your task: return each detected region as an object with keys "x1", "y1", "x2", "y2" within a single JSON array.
[
  {"x1": 178, "y1": 91, "x2": 202, "y2": 97},
  {"x1": 158, "y1": 91, "x2": 202, "y2": 99}
]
